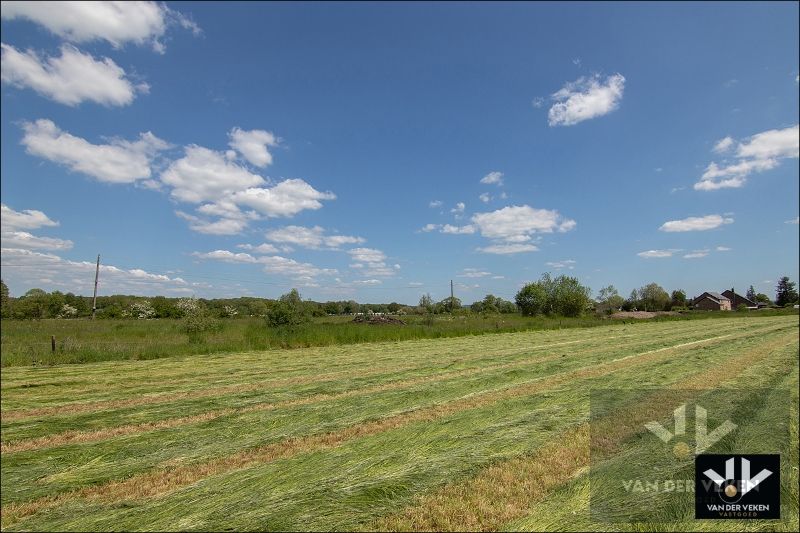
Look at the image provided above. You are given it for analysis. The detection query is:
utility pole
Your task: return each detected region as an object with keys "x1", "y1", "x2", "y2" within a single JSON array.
[
  {"x1": 91, "y1": 254, "x2": 100, "y2": 319},
  {"x1": 450, "y1": 279, "x2": 454, "y2": 301}
]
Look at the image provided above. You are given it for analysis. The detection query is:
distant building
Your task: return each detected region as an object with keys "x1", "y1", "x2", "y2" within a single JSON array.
[
  {"x1": 721, "y1": 290, "x2": 758, "y2": 309},
  {"x1": 693, "y1": 292, "x2": 731, "y2": 311}
]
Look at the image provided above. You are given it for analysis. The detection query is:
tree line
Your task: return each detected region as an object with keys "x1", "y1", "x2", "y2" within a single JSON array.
[{"x1": 1, "y1": 274, "x2": 797, "y2": 322}]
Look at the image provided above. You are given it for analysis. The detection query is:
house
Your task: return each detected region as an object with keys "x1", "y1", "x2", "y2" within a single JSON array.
[
  {"x1": 721, "y1": 290, "x2": 758, "y2": 309},
  {"x1": 693, "y1": 292, "x2": 731, "y2": 311}
]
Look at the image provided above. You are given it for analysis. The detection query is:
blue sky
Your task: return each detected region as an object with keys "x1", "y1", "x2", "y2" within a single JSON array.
[{"x1": 1, "y1": 1, "x2": 798, "y2": 304}]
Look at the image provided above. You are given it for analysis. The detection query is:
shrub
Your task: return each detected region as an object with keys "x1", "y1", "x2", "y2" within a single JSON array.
[{"x1": 736, "y1": 303, "x2": 749, "y2": 312}]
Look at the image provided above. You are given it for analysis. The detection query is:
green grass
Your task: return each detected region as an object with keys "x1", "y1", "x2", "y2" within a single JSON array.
[
  {"x1": 1, "y1": 314, "x2": 797, "y2": 531},
  {"x1": 1, "y1": 308, "x2": 796, "y2": 367}
]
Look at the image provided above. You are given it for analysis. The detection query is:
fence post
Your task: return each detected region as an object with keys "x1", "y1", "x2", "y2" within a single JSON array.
[{"x1": 51, "y1": 335, "x2": 56, "y2": 353}]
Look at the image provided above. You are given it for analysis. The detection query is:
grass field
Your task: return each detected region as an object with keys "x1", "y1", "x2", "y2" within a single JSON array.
[
  {"x1": 1, "y1": 314, "x2": 798, "y2": 531},
  {"x1": 2, "y1": 309, "x2": 795, "y2": 367}
]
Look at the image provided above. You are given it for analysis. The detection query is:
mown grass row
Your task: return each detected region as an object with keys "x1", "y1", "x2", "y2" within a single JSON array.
[
  {"x1": 2, "y1": 309, "x2": 796, "y2": 366},
  {"x1": 2, "y1": 317, "x2": 796, "y2": 530}
]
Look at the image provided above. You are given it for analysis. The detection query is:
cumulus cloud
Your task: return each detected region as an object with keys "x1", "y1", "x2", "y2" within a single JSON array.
[
  {"x1": 232, "y1": 179, "x2": 336, "y2": 218},
  {"x1": 21, "y1": 119, "x2": 169, "y2": 184},
  {"x1": 480, "y1": 171, "x2": 503, "y2": 186},
  {"x1": 472, "y1": 205, "x2": 576, "y2": 243},
  {"x1": 429, "y1": 200, "x2": 442, "y2": 208},
  {"x1": 545, "y1": 260, "x2": 576, "y2": 270},
  {"x1": 695, "y1": 125, "x2": 799, "y2": 191},
  {"x1": 457, "y1": 268, "x2": 491, "y2": 278},
  {"x1": 547, "y1": 73, "x2": 625, "y2": 127},
  {"x1": 637, "y1": 249, "x2": 679, "y2": 259},
  {"x1": 191, "y1": 250, "x2": 257, "y2": 263},
  {"x1": 477, "y1": 243, "x2": 539, "y2": 255},
  {"x1": 659, "y1": 214, "x2": 734, "y2": 232},
  {"x1": 1, "y1": 231, "x2": 73, "y2": 250},
  {"x1": 712, "y1": 136, "x2": 734, "y2": 154},
  {"x1": 1, "y1": 204, "x2": 59, "y2": 231},
  {"x1": 1, "y1": 1, "x2": 200, "y2": 53},
  {"x1": 683, "y1": 250, "x2": 710, "y2": 259},
  {"x1": 175, "y1": 211, "x2": 249, "y2": 236},
  {"x1": 236, "y1": 243, "x2": 282, "y2": 254},
  {"x1": 479, "y1": 192, "x2": 491, "y2": 203},
  {"x1": 451, "y1": 202, "x2": 466, "y2": 215},
  {"x1": 228, "y1": 127, "x2": 278, "y2": 167},
  {"x1": 348, "y1": 247, "x2": 395, "y2": 277},
  {"x1": 265, "y1": 225, "x2": 364, "y2": 250},
  {"x1": 1, "y1": 43, "x2": 147, "y2": 106},
  {"x1": 161, "y1": 145, "x2": 265, "y2": 203},
  {"x1": 420, "y1": 223, "x2": 475, "y2": 235},
  {"x1": 786, "y1": 217, "x2": 799, "y2": 225},
  {"x1": 0, "y1": 247, "x2": 191, "y2": 296}
]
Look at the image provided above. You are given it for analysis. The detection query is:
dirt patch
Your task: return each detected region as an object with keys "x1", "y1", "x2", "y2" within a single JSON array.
[
  {"x1": 610, "y1": 311, "x2": 678, "y2": 319},
  {"x1": 352, "y1": 315, "x2": 406, "y2": 325}
]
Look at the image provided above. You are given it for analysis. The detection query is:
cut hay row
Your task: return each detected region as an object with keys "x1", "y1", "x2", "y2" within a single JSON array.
[
  {"x1": 2, "y1": 321, "x2": 792, "y2": 529},
  {"x1": 1, "y1": 322, "x2": 756, "y2": 452},
  {"x1": 370, "y1": 335, "x2": 797, "y2": 531}
]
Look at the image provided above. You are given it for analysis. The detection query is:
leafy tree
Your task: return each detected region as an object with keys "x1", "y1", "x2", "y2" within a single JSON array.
[
  {"x1": 746, "y1": 285, "x2": 756, "y2": 302},
  {"x1": 597, "y1": 285, "x2": 624, "y2": 312},
  {"x1": 670, "y1": 289, "x2": 687, "y2": 309},
  {"x1": 516, "y1": 282, "x2": 549, "y2": 316},
  {"x1": 636, "y1": 283, "x2": 670, "y2": 311},
  {"x1": 755, "y1": 293, "x2": 772, "y2": 306},
  {"x1": 418, "y1": 293, "x2": 434, "y2": 314},
  {"x1": 0, "y1": 279, "x2": 9, "y2": 318},
  {"x1": 775, "y1": 276, "x2": 799, "y2": 307},
  {"x1": 736, "y1": 303, "x2": 749, "y2": 312},
  {"x1": 267, "y1": 289, "x2": 310, "y2": 327}
]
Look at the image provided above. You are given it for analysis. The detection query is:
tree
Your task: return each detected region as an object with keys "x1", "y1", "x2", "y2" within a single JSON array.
[
  {"x1": 516, "y1": 282, "x2": 549, "y2": 316},
  {"x1": 637, "y1": 283, "x2": 670, "y2": 311},
  {"x1": 267, "y1": 289, "x2": 310, "y2": 327},
  {"x1": 597, "y1": 285, "x2": 624, "y2": 312},
  {"x1": 670, "y1": 289, "x2": 687, "y2": 309},
  {"x1": 775, "y1": 276, "x2": 799, "y2": 307},
  {"x1": 0, "y1": 279, "x2": 9, "y2": 318},
  {"x1": 746, "y1": 285, "x2": 756, "y2": 302},
  {"x1": 438, "y1": 296, "x2": 461, "y2": 313},
  {"x1": 418, "y1": 293, "x2": 434, "y2": 314},
  {"x1": 755, "y1": 293, "x2": 772, "y2": 306},
  {"x1": 515, "y1": 274, "x2": 590, "y2": 317}
]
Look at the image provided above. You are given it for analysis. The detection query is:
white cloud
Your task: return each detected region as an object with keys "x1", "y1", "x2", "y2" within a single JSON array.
[
  {"x1": 1, "y1": 204, "x2": 59, "y2": 231},
  {"x1": 736, "y1": 125, "x2": 799, "y2": 160},
  {"x1": 480, "y1": 171, "x2": 503, "y2": 186},
  {"x1": 353, "y1": 279, "x2": 382, "y2": 285},
  {"x1": 421, "y1": 223, "x2": 439, "y2": 232},
  {"x1": 1, "y1": 43, "x2": 147, "y2": 106},
  {"x1": 21, "y1": 119, "x2": 169, "y2": 184},
  {"x1": 232, "y1": 179, "x2": 336, "y2": 218},
  {"x1": 712, "y1": 136, "x2": 734, "y2": 154},
  {"x1": 161, "y1": 145, "x2": 265, "y2": 203},
  {"x1": 471, "y1": 205, "x2": 576, "y2": 242},
  {"x1": 259, "y1": 255, "x2": 337, "y2": 280},
  {"x1": 683, "y1": 250, "x2": 709, "y2": 259},
  {"x1": 429, "y1": 200, "x2": 442, "y2": 208},
  {"x1": 716, "y1": 246, "x2": 732, "y2": 251},
  {"x1": 545, "y1": 260, "x2": 576, "y2": 270},
  {"x1": 659, "y1": 214, "x2": 734, "y2": 232},
  {"x1": 451, "y1": 202, "x2": 466, "y2": 214},
  {"x1": 0, "y1": 230, "x2": 73, "y2": 250},
  {"x1": 531, "y1": 97, "x2": 545, "y2": 108},
  {"x1": 265, "y1": 225, "x2": 364, "y2": 250},
  {"x1": 347, "y1": 247, "x2": 395, "y2": 277},
  {"x1": 786, "y1": 217, "x2": 800, "y2": 225},
  {"x1": 477, "y1": 243, "x2": 539, "y2": 255},
  {"x1": 175, "y1": 211, "x2": 249, "y2": 236},
  {"x1": 479, "y1": 193, "x2": 491, "y2": 203},
  {"x1": 637, "y1": 249, "x2": 679, "y2": 259},
  {"x1": 547, "y1": 73, "x2": 625, "y2": 127},
  {"x1": 458, "y1": 268, "x2": 491, "y2": 278},
  {"x1": 441, "y1": 224, "x2": 475, "y2": 235},
  {"x1": 192, "y1": 250, "x2": 257, "y2": 263},
  {"x1": 695, "y1": 125, "x2": 798, "y2": 191},
  {"x1": 228, "y1": 127, "x2": 278, "y2": 167},
  {"x1": 1, "y1": 1, "x2": 199, "y2": 53},
  {"x1": 0, "y1": 247, "x2": 190, "y2": 296},
  {"x1": 237, "y1": 243, "x2": 282, "y2": 254}
]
